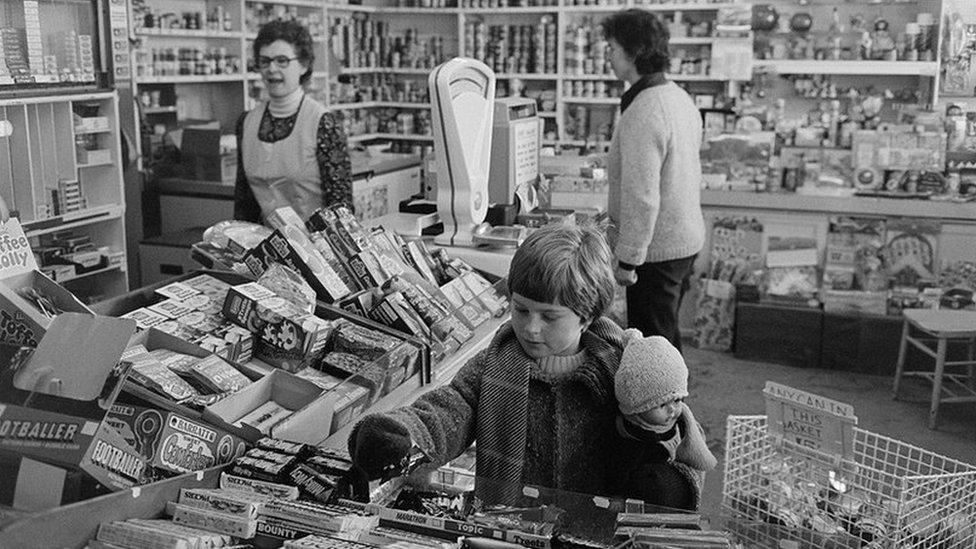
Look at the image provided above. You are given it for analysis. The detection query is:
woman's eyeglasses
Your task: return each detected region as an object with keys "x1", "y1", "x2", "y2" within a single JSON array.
[{"x1": 256, "y1": 55, "x2": 299, "y2": 69}]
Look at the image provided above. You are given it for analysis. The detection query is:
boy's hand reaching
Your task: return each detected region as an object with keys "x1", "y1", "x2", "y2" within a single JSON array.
[{"x1": 348, "y1": 414, "x2": 413, "y2": 480}]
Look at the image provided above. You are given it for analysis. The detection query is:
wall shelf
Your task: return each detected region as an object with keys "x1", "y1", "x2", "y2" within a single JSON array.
[
  {"x1": 562, "y1": 97, "x2": 619, "y2": 104},
  {"x1": 135, "y1": 74, "x2": 244, "y2": 84},
  {"x1": 753, "y1": 60, "x2": 940, "y2": 77},
  {"x1": 496, "y1": 72, "x2": 559, "y2": 80},
  {"x1": 58, "y1": 264, "x2": 126, "y2": 284},
  {"x1": 23, "y1": 205, "x2": 126, "y2": 237},
  {"x1": 135, "y1": 28, "x2": 243, "y2": 39},
  {"x1": 701, "y1": 190, "x2": 976, "y2": 223}
]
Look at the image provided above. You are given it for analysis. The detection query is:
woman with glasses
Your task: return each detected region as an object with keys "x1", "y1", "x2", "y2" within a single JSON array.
[
  {"x1": 234, "y1": 20, "x2": 352, "y2": 222},
  {"x1": 602, "y1": 9, "x2": 705, "y2": 353}
]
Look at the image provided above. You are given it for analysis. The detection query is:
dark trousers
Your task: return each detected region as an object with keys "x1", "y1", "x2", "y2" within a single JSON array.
[{"x1": 626, "y1": 254, "x2": 697, "y2": 353}]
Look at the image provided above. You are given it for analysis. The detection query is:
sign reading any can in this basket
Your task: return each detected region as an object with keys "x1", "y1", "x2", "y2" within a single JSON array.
[{"x1": 763, "y1": 381, "x2": 858, "y2": 462}]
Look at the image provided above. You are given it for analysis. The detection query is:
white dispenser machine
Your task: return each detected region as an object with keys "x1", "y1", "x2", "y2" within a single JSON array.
[
  {"x1": 488, "y1": 96, "x2": 539, "y2": 212},
  {"x1": 428, "y1": 58, "x2": 496, "y2": 247}
]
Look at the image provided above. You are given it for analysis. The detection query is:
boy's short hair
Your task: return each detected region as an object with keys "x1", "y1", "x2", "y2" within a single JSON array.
[
  {"x1": 507, "y1": 223, "x2": 615, "y2": 323},
  {"x1": 602, "y1": 9, "x2": 670, "y2": 75}
]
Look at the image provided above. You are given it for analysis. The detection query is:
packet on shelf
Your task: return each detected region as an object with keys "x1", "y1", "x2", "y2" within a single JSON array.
[
  {"x1": 243, "y1": 226, "x2": 351, "y2": 304},
  {"x1": 221, "y1": 282, "x2": 332, "y2": 372}
]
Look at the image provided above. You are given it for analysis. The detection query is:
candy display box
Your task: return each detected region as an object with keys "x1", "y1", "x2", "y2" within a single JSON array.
[{"x1": 0, "y1": 313, "x2": 146, "y2": 510}]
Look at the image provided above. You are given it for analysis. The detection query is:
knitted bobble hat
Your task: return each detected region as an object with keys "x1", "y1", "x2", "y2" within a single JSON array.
[{"x1": 615, "y1": 335, "x2": 689, "y2": 416}]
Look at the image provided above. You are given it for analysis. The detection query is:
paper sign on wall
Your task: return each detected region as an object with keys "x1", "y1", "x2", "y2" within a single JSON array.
[
  {"x1": 0, "y1": 219, "x2": 38, "y2": 279},
  {"x1": 763, "y1": 381, "x2": 857, "y2": 462}
]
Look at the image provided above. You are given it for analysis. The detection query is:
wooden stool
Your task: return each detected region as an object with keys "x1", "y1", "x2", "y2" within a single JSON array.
[{"x1": 892, "y1": 309, "x2": 976, "y2": 429}]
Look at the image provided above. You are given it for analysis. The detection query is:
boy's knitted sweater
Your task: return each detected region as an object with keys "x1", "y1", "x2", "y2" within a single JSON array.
[
  {"x1": 383, "y1": 317, "x2": 625, "y2": 502},
  {"x1": 607, "y1": 81, "x2": 705, "y2": 265}
]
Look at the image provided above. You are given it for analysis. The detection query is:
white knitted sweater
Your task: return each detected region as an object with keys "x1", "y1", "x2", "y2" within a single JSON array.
[{"x1": 607, "y1": 81, "x2": 705, "y2": 265}]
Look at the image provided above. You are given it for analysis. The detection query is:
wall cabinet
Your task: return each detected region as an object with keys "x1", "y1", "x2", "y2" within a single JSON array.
[{"x1": 0, "y1": 91, "x2": 129, "y2": 301}]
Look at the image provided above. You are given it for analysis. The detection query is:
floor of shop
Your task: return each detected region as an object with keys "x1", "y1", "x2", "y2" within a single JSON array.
[{"x1": 685, "y1": 346, "x2": 976, "y2": 519}]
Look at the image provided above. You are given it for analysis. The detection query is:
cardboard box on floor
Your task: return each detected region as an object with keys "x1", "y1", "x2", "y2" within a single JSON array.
[
  {"x1": 0, "y1": 313, "x2": 147, "y2": 510},
  {"x1": 203, "y1": 369, "x2": 337, "y2": 444},
  {"x1": 0, "y1": 219, "x2": 93, "y2": 347}
]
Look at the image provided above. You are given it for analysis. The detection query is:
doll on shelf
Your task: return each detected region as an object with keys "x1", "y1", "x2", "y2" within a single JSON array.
[{"x1": 871, "y1": 19, "x2": 896, "y2": 61}]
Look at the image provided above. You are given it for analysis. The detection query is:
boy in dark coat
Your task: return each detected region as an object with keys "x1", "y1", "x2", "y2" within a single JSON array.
[{"x1": 347, "y1": 223, "x2": 630, "y2": 504}]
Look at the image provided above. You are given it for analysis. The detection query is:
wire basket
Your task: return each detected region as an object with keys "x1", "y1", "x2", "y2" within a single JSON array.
[{"x1": 722, "y1": 415, "x2": 976, "y2": 549}]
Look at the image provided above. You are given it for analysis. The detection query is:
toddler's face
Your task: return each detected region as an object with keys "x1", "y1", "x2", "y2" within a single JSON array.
[
  {"x1": 628, "y1": 398, "x2": 684, "y2": 429},
  {"x1": 510, "y1": 293, "x2": 589, "y2": 360}
]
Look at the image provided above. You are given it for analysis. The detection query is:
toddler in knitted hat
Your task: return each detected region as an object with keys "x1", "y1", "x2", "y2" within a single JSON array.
[{"x1": 612, "y1": 335, "x2": 717, "y2": 509}]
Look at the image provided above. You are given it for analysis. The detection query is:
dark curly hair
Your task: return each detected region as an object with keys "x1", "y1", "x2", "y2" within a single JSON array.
[
  {"x1": 602, "y1": 9, "x2": 670, "y2": 75},
  {"x1": 253, "y1": 19, "x2": 315, "y2": 85}
]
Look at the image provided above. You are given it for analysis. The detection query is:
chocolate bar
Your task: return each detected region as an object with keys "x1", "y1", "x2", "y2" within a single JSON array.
[
  {"x1": 148, "y1": 299, "x2": 197, "y2": 320},
  {"x1": 331, "y1": 319, "x2": 403, "y2": 360},
  {"x1": 169, "y1": 502, "x2": 257, "y2": 539},
  {"x1": 229, "y1": 456, "x2": 291, "y2": 483},
  {"x1": 155, "y1": 281, "x2": 201, "y2": 302},
  {"x1": 121, "y1": 308, "x2": 170, "y2": 330},
  {"x1": 262, "y1": 499, "x2": 357, "y2": 532},
  {"x1": 236, "y1": 401, "x2": 292, "y2": 434},
  {"x1": 244, "y1": 448, "x2": 299, "y2": 467},
  {"x1": 127, "y1": 518, "x2": 230, "y2": 548},
  {"x1": 127, "y1": 352, "x2": 199, "y2": 402},
  {"x1": 306, "y1": 454, "x2": 353, "y2": 476},
  {"x1": 255, "y1": 437, "x2": 312, "y2": 457},
  {"x1": 189, "y1": 355, "x2": 251, "y2": 393},
  {"x1": 178, "y1": 487, "x2": 273, "y2": 519},
  {"x1": 219, "y1": 471, "x2": 299, "y2": 500},
  {"x1": 96, "y1": 521, "x2": 191, "y2": 549},
  {"x1": 283, "y1": 534, "x2": 374, "y2": 548},
  {"x1": 148, "y1": 348, "x2": 201, "y2": 376},
  {"x1": 288, "y1": 463, "x2": 338, "y2": 503},
  {"x1": 319, "y1": 351, "x2": 368, "y2": 377}
]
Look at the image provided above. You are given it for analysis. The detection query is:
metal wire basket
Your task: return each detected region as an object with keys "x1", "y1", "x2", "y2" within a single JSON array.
[{"x1": 722, "y1": 415, "x2": 976, "y2": 549}]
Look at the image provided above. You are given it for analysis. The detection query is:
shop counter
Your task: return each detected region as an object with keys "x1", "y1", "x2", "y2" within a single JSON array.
[
  {"x1": 0, "y1": 313, "x2": 509, "y2": 549},
  {"x1": 148, "y1": 152, "x2": 422, "y2": 235},
  {"x1": 701, "y1": 190, "x2": 976, "y2": 222}
]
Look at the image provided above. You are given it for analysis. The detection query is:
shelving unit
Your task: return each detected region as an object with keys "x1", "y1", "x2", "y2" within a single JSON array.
[
  {"x1": 125, "y1": 0, "x2": 970, "y2": 167},
  {"x1": 126, "y1": 0, "x2": 752, "y2": 152},
  {"x1": 754, "y1": 59, "x2": 940, "y2": 77},
  {"x1": 0, "y1": 91, "x2": 129, "y2": 300}
]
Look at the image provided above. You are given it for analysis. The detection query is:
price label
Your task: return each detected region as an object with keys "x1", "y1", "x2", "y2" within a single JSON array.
[{"x1": 763, "y1": 381, "x2": 857, "y2": 462}]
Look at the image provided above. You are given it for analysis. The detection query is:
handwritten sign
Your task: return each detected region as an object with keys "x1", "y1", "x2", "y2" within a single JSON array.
[
  {"x1": 0, "y1": 218, "x2": 38, "y2": 280},
  {"x1": 763, "y1": 381, "x2": 857, "y2": 462}
]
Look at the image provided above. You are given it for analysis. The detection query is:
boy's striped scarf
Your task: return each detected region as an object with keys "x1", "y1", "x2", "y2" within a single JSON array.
[{"x1": 475, "y1": 318, "x2": 623, "y2": 504}]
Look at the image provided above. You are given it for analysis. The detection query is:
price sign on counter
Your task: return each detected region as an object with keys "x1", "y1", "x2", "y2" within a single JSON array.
[{"x1": 763, "y1": 381, "x2": 857, "y2": 462}]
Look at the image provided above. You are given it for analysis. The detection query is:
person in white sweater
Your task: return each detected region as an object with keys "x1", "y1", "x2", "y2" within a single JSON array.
[{"x1": 602, "y1": 9, "x2": 706, "y2": 352}]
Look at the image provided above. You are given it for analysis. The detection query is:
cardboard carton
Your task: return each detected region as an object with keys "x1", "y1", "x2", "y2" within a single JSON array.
[
  {"x1": 105, "y1": 402, "x2": 247, "y2": 476},
  {"x1": 203, "y1": 369, "x2": 336, "y2": 445},
  {"x1": 0, "y1": 219, "x2": 92, "y2": 347},
  {"x1": 120, "y1": 328, "x2": 261, "y2": 419},
  {"x1": 221, "y1": 282, "x2": 332, "y2": 372},
  {"x1": 0, "y1": 313, "x2": 146, "y2": 508}
]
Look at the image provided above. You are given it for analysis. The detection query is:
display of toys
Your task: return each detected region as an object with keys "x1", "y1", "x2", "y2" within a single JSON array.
[{"x1": 724, "y1": 415, "x2": 976, "y2": 548}]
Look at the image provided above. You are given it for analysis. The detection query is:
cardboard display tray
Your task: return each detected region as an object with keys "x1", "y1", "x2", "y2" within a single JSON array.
[
  {"x1": 92, "y1": 269, "x2": 431, "y2": 380},
  {"x1": 0, "y1": 466, "x2": 224, "y2": 549}
]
